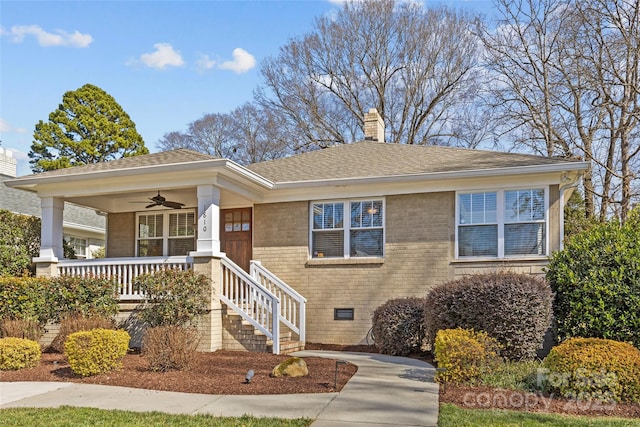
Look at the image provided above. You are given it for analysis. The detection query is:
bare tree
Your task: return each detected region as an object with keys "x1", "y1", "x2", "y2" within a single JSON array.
[
  {"x1": 481, "y1": 0, "x2": 639, "y2": 221},
  {"x1": 157, "y1": 103, "x2": 292, "y2": 165},
  {"x1": 230, "y1": 103, "x2": 293, "y2": 164},
  {"x1": 256, "y1": 0, "x2": 486, "y2": 149},
  {"x1": 158, "y1": 113, "x2": 236, "y2": 158}
]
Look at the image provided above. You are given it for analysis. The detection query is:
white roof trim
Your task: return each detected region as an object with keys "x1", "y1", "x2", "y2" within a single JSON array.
[{"x1": 5, "y1": 158, "x2": 274, "y2": 190}]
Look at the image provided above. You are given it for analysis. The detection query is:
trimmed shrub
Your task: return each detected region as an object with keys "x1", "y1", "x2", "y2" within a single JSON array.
[
  {"x1": 45, "y1": 275, "x2": 119, "y2": 322},
  {"x1": 434, "y1": 328, "x2": 500, "y2": 384},
  {"x1": 546, "y1": 208, "x2": 640, "y2": 347},
  {"x1": 49, "y1": 314, "x2": 115, "y2": 354},
  {"x1": 0, "y1": 337, "x2": 41, "y2": 370},
  {"x1": 0, "y1": 276, "x2": 50, "y2": 323},
  {"x1": 142, "y1": 325, "x2": 200, "y2": 372},
  {"x1": 543, "y1": 337, "x2": 640, "y2": 403},
  {"x1": 64, "y1": 328, "x2": 130, "y2": 377},
  {"x1": 425, "y1": 272, "x2": 553, "y2": 360},
  {"x1": 0, "y1": 318, "x2": 44, "y2": 341},
  {"x1": 372, "y1": 297, "x2": 425, "y2": 356},
  {"x1": 135, "y1": 269, "x2": 211, "y2": 327},
  {"x1": 0, "y1": 210, "x2": 40, "y2": 277}
]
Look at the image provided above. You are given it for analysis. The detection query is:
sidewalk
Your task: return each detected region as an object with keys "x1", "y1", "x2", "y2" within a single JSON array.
[{"x1": 0, "y1": 350, "x2": 439, "y2": 426}]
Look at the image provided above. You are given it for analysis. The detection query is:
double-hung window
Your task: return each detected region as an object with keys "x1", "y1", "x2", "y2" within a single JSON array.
[
  {"x1": 457, "y1": 188, "x2": 547, "y2": 258},
  {"x1": 137, "y1": 210, "x2": 195, "y2": 257},
  {"x1": 311, "y1": 199, "x2": 384, "y2": 258}
]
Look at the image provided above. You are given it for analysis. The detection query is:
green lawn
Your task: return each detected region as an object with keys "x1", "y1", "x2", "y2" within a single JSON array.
[
  {"x1": 0, "y1": 407, "x2": 312, "y2": 427},
  {"x1": 439, "y1": 403, "x2": 640, "y2": 427}
]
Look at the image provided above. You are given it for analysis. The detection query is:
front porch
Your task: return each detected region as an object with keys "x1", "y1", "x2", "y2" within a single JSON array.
[{"x1": 45, "y1": 255, "x2": 306, "y2": 355}]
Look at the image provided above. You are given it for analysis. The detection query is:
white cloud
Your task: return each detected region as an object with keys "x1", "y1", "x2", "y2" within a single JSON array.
[
  {"x1": 1, "y1": 24, "x2": 92, "y2": 47},
  {"x1": 196, "y1": 53, "x2": 216, "y2": 72},
  {"x1": 219, "y1": 48, "x2": 256, "y2": 74},
  {"x1": 137, "y1": 43, "x2": 185, "y2": 70},
  {"x1": 0, "y1": 119, "x2": 27, "y2": 134}
]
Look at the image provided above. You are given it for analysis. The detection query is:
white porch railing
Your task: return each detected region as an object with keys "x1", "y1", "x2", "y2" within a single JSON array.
[
  {"x1": 56, "y1": 255, "x2": 304, "y2": 355},
  {"x1": 250, "y1": 260, "x2": 306, "y2": 342},
  {"x1": 57, "y1": 256, "x2": 193, "y2": 300},
  {"x1": 220, "y1": 257, "x2": 280, "y2": 354}
]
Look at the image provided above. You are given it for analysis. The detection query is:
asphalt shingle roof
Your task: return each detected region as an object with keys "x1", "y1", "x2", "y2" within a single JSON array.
[
  {"x1": 16, "y1": 149, "x2": 217, "y2": 179},
  {"x1": 11, "y1": 143, "x2": 582, "y2": 185},
  {"x1": 246, "y1": 141, "x2": 582, "y2": 183}
]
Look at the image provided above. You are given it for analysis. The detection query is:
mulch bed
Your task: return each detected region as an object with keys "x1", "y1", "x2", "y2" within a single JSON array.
[
  {"x1": 0, "y1": 350, "x2": 357, "y2": 395},
  {"x1": 2, "y1": 344, "x2": 638, "y2": 419}
]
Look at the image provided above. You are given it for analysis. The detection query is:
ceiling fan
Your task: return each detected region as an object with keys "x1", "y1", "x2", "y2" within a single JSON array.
[{"x1": 137, "y1": 191, "x2": 185, "y2": 209}]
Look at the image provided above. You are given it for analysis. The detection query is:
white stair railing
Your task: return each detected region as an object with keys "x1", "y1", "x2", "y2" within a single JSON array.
[
  {"x1": 220, "y1": 257, "x2": 280, "y2": 354},
  {"x1": 250, "y1": 260, "x2": 306, "y2": 342},
  {"x1": 57, "y1": 256, "x2": 193, "y2": 300}
]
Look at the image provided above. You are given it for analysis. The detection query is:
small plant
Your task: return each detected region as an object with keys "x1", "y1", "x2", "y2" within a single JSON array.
[
  {"x1": 542, "y1": 337, "x2": 640, "y2": 403},
  {"x1": 142, "y1": 325, "x2": 200, "y2": 372},
  {"x1": 425, "y1": 272, "x2": 553, "y2": 360},
  {"x1": 64, "y1": 328, "x2": 130, "y2": 377},
  {"x1": 434, "y1": 328, "x2": 500, "y2": 384},
  {"x1": 49, "y1": 313, "x2": 115, "y2": 353},
  {"x1": 0, "y1": 337, "x2": 41, "y2": 370},
  {"x1": 135, "y1": 269, "x2": 211, "y2": 327},
  {"x1": 371, "y1": 297, "x2": 425, "y2": 356},
  {"x1": 0, "y1": 318, "x2": 44, "y2": 341}
]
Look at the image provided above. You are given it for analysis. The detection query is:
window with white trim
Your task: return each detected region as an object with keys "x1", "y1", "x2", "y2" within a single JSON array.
[
  {"x1": 311, "y1": 199, "x2": 384, "y2": 258},
  {"x1": 137, "y1": 210, "x2": 195, "y2": 257},
  {"x1": 64, "y1": 235, "x2": 88, "y2": 259},
  {"x1": 457, "y1": 188, "x2": 547, "y2": 258}
]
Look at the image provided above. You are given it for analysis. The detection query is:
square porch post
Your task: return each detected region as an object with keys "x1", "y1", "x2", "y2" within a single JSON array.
[
  {"x1": 190, "y1": 184, "x2": 223, "y2": 351},
  {"x1": 34, "y1": 197, "x2": 64, "y2": 278}
]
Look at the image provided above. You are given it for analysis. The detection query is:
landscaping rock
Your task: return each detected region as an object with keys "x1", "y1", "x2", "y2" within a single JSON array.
[{"x1": 271, "y1": 357, "x2": 308, "y2": 378}]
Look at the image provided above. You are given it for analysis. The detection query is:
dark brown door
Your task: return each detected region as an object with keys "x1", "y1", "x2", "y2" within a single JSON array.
[{"x1": 220, "y1": 208, "x2": 252, "y2": 272}]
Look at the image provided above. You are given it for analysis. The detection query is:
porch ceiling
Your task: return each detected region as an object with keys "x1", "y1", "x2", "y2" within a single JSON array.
[{"x1": 65, "y1": 186, "x2": 253, "y2": 213}]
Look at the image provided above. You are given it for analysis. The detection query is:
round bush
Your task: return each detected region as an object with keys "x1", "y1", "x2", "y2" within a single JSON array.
[
  {"x1": 372, "y1": 297, "x2": 425, "y2": 356},
  {"x1": 64, "y1": 328, "x2": 130, "y2": 377},
  {"x1": 135, "y1": 269, "x2": 211, "y2": 327},
  {"x1": 49, "y1": 313, "x2": 115, "y2": 354},
  {"x1": 434, "y1": 328, "x2": 500, "y2": 384},
  {"x1": 425, "y1": 272, "x2": 553, "y2": 360},
  {"x1": 546, "y1": 209, "x2": 640, "y2": 347},
  {"x1": 0, "y1": 337, "x2": 41, "y2": 370},
  {"x1": 543, "y1": 338, "x2": 640, "y2": 403}
]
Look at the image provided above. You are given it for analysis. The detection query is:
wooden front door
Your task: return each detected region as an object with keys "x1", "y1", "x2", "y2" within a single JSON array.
[{"x1": 220, "y1": 208, "x2": 252, "y2": 272}]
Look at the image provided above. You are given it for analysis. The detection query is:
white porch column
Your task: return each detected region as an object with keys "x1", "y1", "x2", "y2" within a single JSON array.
[
  {"x1": 35, "y1": 197, "x2": 64, "y2": 262},
  {"x1": 192, "y1": 184, "x2": 221, "y2": 256}
]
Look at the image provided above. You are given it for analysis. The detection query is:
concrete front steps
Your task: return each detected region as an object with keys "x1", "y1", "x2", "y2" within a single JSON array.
[{"x1": 222, "y1": 305, "x2": 304, "y2": 354}]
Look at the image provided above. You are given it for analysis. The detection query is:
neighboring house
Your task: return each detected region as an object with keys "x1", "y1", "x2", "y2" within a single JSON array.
[
  {"x1": 0, "y1": 148, "x2": 105, "y2": 259},
  {"x1": 5, "y1": 110, "x2": 588, "y2": 351}
]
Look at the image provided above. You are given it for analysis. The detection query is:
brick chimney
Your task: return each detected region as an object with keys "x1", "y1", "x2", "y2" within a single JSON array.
[
  {"x1": 0, "y1": 148, "x2": 17, "y2": 177},
  {"x1": 364, "y1": 108, "x2": 385, "y2": 142}
]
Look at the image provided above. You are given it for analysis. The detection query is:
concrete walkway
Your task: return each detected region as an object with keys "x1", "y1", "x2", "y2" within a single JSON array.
[{"x1": 0, "y1": 350, "x2": 439, "y2": 426}]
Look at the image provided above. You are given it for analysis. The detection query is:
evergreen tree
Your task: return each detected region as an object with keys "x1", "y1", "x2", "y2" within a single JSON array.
[{"x1": 29, "y1": 83, "x2": 148, "y2": 172}]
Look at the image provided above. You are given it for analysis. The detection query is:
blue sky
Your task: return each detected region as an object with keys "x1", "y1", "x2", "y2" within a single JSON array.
[{"x1": 1, "y1": 0, "x2": 494, "y2": 176}]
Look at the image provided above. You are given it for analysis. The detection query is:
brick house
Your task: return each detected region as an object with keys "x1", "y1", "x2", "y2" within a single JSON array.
[{"x1": 5, "y1": 110, "x2": 588, "y2": 352}]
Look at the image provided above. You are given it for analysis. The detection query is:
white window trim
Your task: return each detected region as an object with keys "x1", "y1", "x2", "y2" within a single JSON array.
[
  {"x1": 136, "y1": 209, "x2": 196, "y2": 257},
  {"x1": 455, "y1": 187, "x2": 549, "y2": 260},
  {"x1": 309, "y1": 198, "x2": 386, "y2": 259}
]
